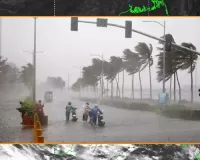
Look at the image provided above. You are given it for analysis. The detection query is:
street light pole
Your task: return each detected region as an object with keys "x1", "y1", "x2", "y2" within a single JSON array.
[
  {"x1": 142, "y1": 20, "x2": 166, "y2": 93},
  {"x1": 33, "y1": 17, "x2": 37, "y2": 103},
  {"x1": 163, "y1": 21, "x2": 166, "y2": 93}
]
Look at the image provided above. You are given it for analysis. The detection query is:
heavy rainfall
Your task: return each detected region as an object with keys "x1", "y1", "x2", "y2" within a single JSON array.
[{"x1": 0, "y1": 17, "x2": 200, "y2": 142}]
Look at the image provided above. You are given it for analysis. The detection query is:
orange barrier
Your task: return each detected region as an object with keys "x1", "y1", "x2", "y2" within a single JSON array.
[{"x1": 33, "y1": 113, "x2": 44, "y2": 143}]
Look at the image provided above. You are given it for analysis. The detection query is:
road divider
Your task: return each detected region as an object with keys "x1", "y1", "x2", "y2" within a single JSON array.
[{"x1": 33, "y1": 113, "x2": 44, "y2": 143}]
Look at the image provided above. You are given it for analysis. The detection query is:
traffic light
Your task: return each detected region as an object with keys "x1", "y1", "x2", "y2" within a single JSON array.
[
  {"x1": 71, "y1": 17, "x2": 78, "y2": 31},
  {"x1": 125, "y1": 21, "x2": 132, "y2": 38},
  {"x1": 97, "y1": 18, "x2": 108, "y2": 27},
  {"x1": 164, "y1": 34, "x2": 173, "y2": 52},
  {"x1": 165, "y1": 42, "x2": 172, "y2": 52}
]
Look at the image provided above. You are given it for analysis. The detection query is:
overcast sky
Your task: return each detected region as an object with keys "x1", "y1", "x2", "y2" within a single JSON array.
[{"x1": 1, "y1": 17, "x2": 200, "y2": 89}]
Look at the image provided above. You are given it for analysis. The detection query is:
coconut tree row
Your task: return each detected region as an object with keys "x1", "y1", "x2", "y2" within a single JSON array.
[
  {"x1": 72, "y1": 42, "x2": 154, "y2": 100},
  {"x1": 72, "y1": 34, "x2": 198, "y2": 103}
]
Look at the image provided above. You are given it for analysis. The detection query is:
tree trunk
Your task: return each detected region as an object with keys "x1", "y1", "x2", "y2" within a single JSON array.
[
  {"x1": 190, "y1": 55, "x2": 194, "y2": 103},
  {"x1": 118, "y1": 73, "x2": 120, "y2": 97},
  {"x1": 138, "y1": 71, "x2": 142, "y2": 100},
  {"x1": 111, "y1": 81, "x2": 113, "y2": 99},
  {"x1": 122, "y1": 70, "x2": 124, "y2": 98},
  {"x1": 116, "y1": 80, "x2": 118, "y2": 97},
  {"x1": 132, "y1": 74, "x2": 134, "y2": 99},
  {"x1": 96, "y1": 84, "x2": 99, "y2": 97},
  {"x1": 148, "y1": 60, "x2": 152, "y2": 99},
  {"x1": 99, "y1": 79, "x2": 102, "y2": 98},
  {"x1": 102, "y1": 76, "x2": 104, "y2": 98},
  {"x1": 170, "y1": 77, "x2": 172, "y2": 99},
  {"x1": 107, "y1": 80, "x2": 109, "y2": 97},
  {"x1": 115, "y1": 77, "x2": 121, "y2": 98},
  {"x1": 173, "y1": 73, "x2": 176, "y2": 101},
  {"x1": 176, "y1": 71, "x2": 182, "y2": 102}
]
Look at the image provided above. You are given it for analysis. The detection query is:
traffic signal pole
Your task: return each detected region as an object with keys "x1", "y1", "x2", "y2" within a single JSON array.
[{"x1": 77, "y1": 19, "x2": 200, "y2": 56}]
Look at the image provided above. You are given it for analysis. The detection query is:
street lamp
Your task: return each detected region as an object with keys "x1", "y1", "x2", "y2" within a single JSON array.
[
  {"x1": 142, "y1": 20, "x2": 166, "y2": 93},
  {"x1": 73, "y1": 66, "x2": 82, "y2": 97},
  {"x1": 20, "y1": 17, "x2": 45, "y2": 103},
  {"x1": 33, "y1": 17, "x2": 37, "y2": 104},
  {"x1": 90, "y1": 54, "x2": 104, "y2": 100}
]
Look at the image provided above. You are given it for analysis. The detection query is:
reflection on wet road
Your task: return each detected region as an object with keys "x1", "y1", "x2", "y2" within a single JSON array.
[
  {"x1": 42, "y1": 93, "x2": 200, "y2": 142},
  {"x1": 1, "y1": 91, "x2": 200, "y2": 142}
]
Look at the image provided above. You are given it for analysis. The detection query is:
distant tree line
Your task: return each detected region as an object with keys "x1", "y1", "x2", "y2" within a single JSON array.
[
  {"x1": 72, "y1": 34, "x2": 198, "y2": 103},
  {"x1": 0, "y1": 57, "x2": 65, "y2": 93}
]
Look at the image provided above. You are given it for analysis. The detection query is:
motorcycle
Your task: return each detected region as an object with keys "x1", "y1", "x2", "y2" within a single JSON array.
[
  {"x1": 97, "y1": 112, "x2": 105, "y2": 127},
  {"x1": 71, "y1": 108, "x2": 78, "y2": 122},
  {"x1": 83, "y1": 112, "x2": 88, "y2": 121}
]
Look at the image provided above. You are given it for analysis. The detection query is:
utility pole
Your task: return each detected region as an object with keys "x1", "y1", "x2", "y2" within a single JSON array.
[
  {"x1": 163, "y1": 21, "x2": 166, "y2": 93},
  {"x1": 143, "y1": 20, "x2": 166, "y2": 93},
  {"x1": 33, "y1": 17, "x2": 37, "y2": 103}
]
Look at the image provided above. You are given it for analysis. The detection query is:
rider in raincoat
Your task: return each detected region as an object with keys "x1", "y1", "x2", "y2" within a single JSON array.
[
  {"x1": 90, "y1": 104, "x2": 103, "y2": 125},
  {"x1": 65, "y1": 102, "x2": 75, "y2": 121}
]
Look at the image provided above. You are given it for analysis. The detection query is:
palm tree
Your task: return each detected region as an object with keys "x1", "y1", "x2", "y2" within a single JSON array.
[
  {"x1": 122, "y1": 49, "x2": 145, "y2": 99},
  {"x1": 19, "y1": 63, "x2": 33, "y2": 92},
  {"x1": 103, "y1": 57, "x2": 123, "y2": 98},
  {"x1": 157, "y1": 34, "x2": 182, "y2": 102},
  {"x1": 103, "y1": 60, "x2": 114, "y2": 99},
  {"x1": 82, "y1": 65, "x2": 99, "y2": 94},
  {"x1": 109, "y1": 56, "x2": 123, "y2": 98},
  {"x1": 135, "y1": 42, "x2": 153, "y2": 99},
  {"x1": 91, "y1": 58, "x2": 104, "y2": 97},
  {"x1": 0, "y1": 56, "x2": 8, "y2": 85},
  {"x1": 176, "y1": 42, "x2": 198, "y2": 103}
]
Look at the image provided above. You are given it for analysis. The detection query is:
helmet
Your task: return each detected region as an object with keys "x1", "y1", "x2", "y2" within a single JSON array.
[
  {"x1": 68, "y1": 102, "x2": 71, "y2": 105},
  {"x1": 94, "y1": 104, "x2": 98, "y2": 108},
  {"x1": 38, "y1": 100, "x2": 42, "y2": 103},
  {"x1": 86, "y1": 102, "x2": 89, "y2": 105}
]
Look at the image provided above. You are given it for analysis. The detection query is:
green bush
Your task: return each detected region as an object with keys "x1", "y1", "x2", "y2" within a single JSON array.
[
  {"x1": 162, "y1": 104, "x2": 200, "y2": 120},
  {"x1": 80, "y1": 98, "x2": 200, "y2": 120},
  {"x1": 17, "y1": 98, "x2": 36, "y2": 117}
]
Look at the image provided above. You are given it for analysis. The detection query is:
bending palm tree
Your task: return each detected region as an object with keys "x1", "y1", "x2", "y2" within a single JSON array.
[{"x1": 135, "y1": 42, "x2": 153, "y2": 99}]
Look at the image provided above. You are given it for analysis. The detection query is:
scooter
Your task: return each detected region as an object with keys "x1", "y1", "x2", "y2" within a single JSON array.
[
  {"x1": 71, "y1": 108, "x2": 78, "y2": 122},
  {"x1": 97, "y1": 112, "x2": 105, "y2": 127},
  {"x1": 83, "y1": 112, "x2": 88, "y2": 121}
]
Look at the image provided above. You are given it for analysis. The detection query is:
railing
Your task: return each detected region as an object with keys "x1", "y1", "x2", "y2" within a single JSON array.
[{"x1": 33, "y1": 113, "x2": 44, "y2": 143}]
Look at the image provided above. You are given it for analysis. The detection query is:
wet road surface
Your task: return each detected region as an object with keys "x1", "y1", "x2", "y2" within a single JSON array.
[
  {"x1": 0, "y1": 95, "x2": 33, "y2": 142},
  {"x1": 1, "y1": 90, "x2": 200, "y2": 142},
  {"x1": 41, "y1": 92, "x2": 200, "y2": 142}
]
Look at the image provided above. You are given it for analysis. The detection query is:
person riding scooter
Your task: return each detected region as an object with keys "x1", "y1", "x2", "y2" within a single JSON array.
[
  {"x1": 65, "y1": 102, "x2": 75, "y2": 121},
  {"x1": 90, "y1": 104, "x2": 103, "y2": 125},
  {"x1": 83, "y1": 102, "x2": 91, "y2": 122}
]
